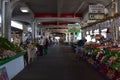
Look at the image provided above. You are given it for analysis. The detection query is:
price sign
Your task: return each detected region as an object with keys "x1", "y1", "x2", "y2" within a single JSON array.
[{"x1": 89, "y1": 13, "x2": 104, "y2": 20}]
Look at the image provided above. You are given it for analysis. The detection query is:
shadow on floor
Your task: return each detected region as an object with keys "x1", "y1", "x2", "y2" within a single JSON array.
[{"x1": 12, "y1": 46, "x2": 108, "y2": 80}]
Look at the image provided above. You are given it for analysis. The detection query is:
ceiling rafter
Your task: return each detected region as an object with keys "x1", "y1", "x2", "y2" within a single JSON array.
[
  {"x1": 57, "y1": 0, "x2": 64, "y2": 26},
  {"x1": 74, "y1": 1, "x2": 86, "y2": 15},
  {"x1": 11, "y1": 0, "x2": 112, "y2": 33}
]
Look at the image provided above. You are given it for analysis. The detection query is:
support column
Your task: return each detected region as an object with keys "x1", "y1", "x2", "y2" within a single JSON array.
[
  {"x1": 73, "y1": 32, "x2": 76, "y2": 42},
  {"x1": 1, "y1": 0, "x2": 11, "y2": 41},
  {"x1": 115, "y1": 0, "x2": 119, "y2": 12},
  {"x1": 32, "y1": 21, "x2": 36, "y2": 40},
  {"x1": 117, "y1": 0, "x2": 120, "y2": 12},
  {"x1": 35, "y1": 25, "x2": 38, "y2": 37},
  {"x1": 41, "y1": 28, "x2": 43, "y2": 37},
  {"x1": 39, "y1": 26, "x2": 41, "y2": 36},
  {"x1": 68, "y1": 33, "x2": 71, "y2": 43},
  {"x1": 115, "y1": 0, "x2": 120, "y2": 40},
  {"x1": 22, "y1": 24, "x2": 28, "y2": 42},
  {"x1": 98, "y1": 24, "x2": 101, "y2": 35},
  {"x1": 82, "y1": 30, "x2": 86, "y2": 38},
  {"x1": 113, "y1": 18, "x2": 119, "y2": 41},
  {"x1": 65, "y1": 33, "x2": 68, "y2": 42},
  {"x1": 81, "y1": 30, "x2": 84, "y2": 38},
  {"x1": 35, "y1": 23, "x2": 38, "y2": 39},
  {"x1": 32, "y1": 22, "x2": 35, "y2": 40}
]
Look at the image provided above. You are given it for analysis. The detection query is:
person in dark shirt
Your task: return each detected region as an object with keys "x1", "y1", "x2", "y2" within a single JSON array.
[
  {"x1": 106, "y1": 28, "x2": 113, "y2": 40},
  {"x1": 78, "y1": 39, "x2": 85, "y2": 47},
  {"x1": 75, "y1": 38, "x2": 87, "y2": 54},
  {"x1": 44, "y1": 38, "x2": 49, "y2": 55}
]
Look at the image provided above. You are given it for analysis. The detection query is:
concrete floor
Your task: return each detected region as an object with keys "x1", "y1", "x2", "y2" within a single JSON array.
[{"x1": 12, "y1": 46, "x2": 108, "y2": 80}]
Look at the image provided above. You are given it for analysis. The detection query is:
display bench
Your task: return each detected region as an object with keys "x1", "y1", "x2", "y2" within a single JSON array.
[
  {"x1": 79, "y1": 44, "x2": 120, "y2": 80},
  {"x1": 0, "y1": 52, "x2": 26, "y2": 80}
]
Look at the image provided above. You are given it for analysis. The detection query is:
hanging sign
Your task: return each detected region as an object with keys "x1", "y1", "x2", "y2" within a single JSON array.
[
  {"x1": 89, "y1": 13, "x2": 104, "y2": 20},
  {"x1": 68, "y1": 24, "x2": 80, "y2": 32},
  {"x1": 89, "y1": 4, "x2": 105, "y2": 20},
  {"x1": 89, "y1": 4, "x2": 105, "y2": 13}
]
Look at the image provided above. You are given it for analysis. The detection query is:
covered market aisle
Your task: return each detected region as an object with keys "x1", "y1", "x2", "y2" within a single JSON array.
[{"x1": 12, "y1": 46, "x2": 108, "y2": 80}]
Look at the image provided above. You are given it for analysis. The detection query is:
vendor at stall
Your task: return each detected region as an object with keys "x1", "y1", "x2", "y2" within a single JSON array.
[
  {"x1": 106, "y1": 28, "x2": 113, "y2": 41},
  {"x1": 105, "y1": 28, "x2": 114, "y2": 47},
  {"x1": 75, "y1": 38, "x2": 87, "y2": 54}
]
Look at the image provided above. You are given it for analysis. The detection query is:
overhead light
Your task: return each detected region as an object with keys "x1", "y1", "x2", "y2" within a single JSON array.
[
  {"x1": 104, "y1": 8, "x2": 109, "y2": 15},
  {"x1": 75, "y1": 23, "x2": 79, "y2": 24},
  {"x1": 11, "y1": 21, "x2": 23, "y2": 30},
  {"x1": 38, "y1": 22, "x2": 41, "y2": 24},
  {"x1": 20, "y1": 7, "x2": 29, "y2": 13}
]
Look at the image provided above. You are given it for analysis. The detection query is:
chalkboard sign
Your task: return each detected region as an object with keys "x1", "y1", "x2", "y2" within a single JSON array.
[{"x1": 0, "y1": 67, "x2": 9, "y2": 80}]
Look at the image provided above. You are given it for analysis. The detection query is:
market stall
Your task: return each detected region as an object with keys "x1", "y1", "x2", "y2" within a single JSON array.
[
  {"x1": 81, "y1": 43, "x2": 120, "y2": 80},
  {"x1": 0, "y1": 52, "x2": 25, "y2": 80},
  {"x1": 79, "y1": 13, "x2": 120, "y2": 80},
  {"x1": 0, "y1": 37, "x2": 26, "y2": 80}
]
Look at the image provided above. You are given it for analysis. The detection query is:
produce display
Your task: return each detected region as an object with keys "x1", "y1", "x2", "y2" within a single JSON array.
[
  {"x1": 81, "y1": 43, "x2": 120, "y2": 80},
  {"x1": 0, "y1": 37, "x2": 24, "y2": 60}
]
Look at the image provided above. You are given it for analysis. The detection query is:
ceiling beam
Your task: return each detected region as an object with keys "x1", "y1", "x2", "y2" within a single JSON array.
[
  {"x1": 34, "y1": 13, "x2": 82, "y2": 18},
  {"x1": 57, "y1": 0, "x2": 64, "y2": 25},
  {"x1": 38, "y1": 25, "x2": 67, "y2": 28},
  {"x1": 57, "y1": 0, "x2": 64, "y2": 17},
  {"x1": 36, "y1": 17, "x2": 81, "y2": 23},
  {"x1": 74, "y1": 1, "x2": 86, "y2": 15}
]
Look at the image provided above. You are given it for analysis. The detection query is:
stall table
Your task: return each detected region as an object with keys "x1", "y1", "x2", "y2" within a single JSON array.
[{"x1": 0, "y1": 52, "x2": 25, "y2": 80}]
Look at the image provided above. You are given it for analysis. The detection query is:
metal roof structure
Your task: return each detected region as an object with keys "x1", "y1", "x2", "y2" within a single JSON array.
[{"x1": 8, "y1": 0, "x2": 113, "y2": 33}]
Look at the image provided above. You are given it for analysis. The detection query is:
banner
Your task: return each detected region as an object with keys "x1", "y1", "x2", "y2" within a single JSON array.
[{"x1": 68, "y1": 24, "x2": 80, "y2": 32}]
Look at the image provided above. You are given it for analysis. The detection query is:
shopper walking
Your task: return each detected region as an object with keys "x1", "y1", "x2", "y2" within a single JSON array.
[
  {"x1": 44, "y1": 38, "x2": 49, "y2": 55},
  {"x1": 38, "y1": 36, "x2": 45, "y2": 56},
  {"x1": 75, "y1": 38, "x2": 87, "y2": 54}
]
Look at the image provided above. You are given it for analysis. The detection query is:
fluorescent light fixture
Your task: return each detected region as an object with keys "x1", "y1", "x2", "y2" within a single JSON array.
[
  {"x1": 11, "y1": 21, "x2": 23, "y2": 30},
  {"x1": 55, "y1": 36, "x2": 60, "y2": 40},
  {"x1": 38, "y1": 22, "x2": 41, "y2": 24},
  {"x1": 28, "y1": 27, "x2": 32, "y2": 32},
  {"x1": 0, "y1": 16, "x2": 23, "y2": 29},
  {"x1": 75, "y1": 23, "x2": 79, "y2": 25},
  {"x1": 20, "y1": 7, "x2": 29, "y2": 13}
]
